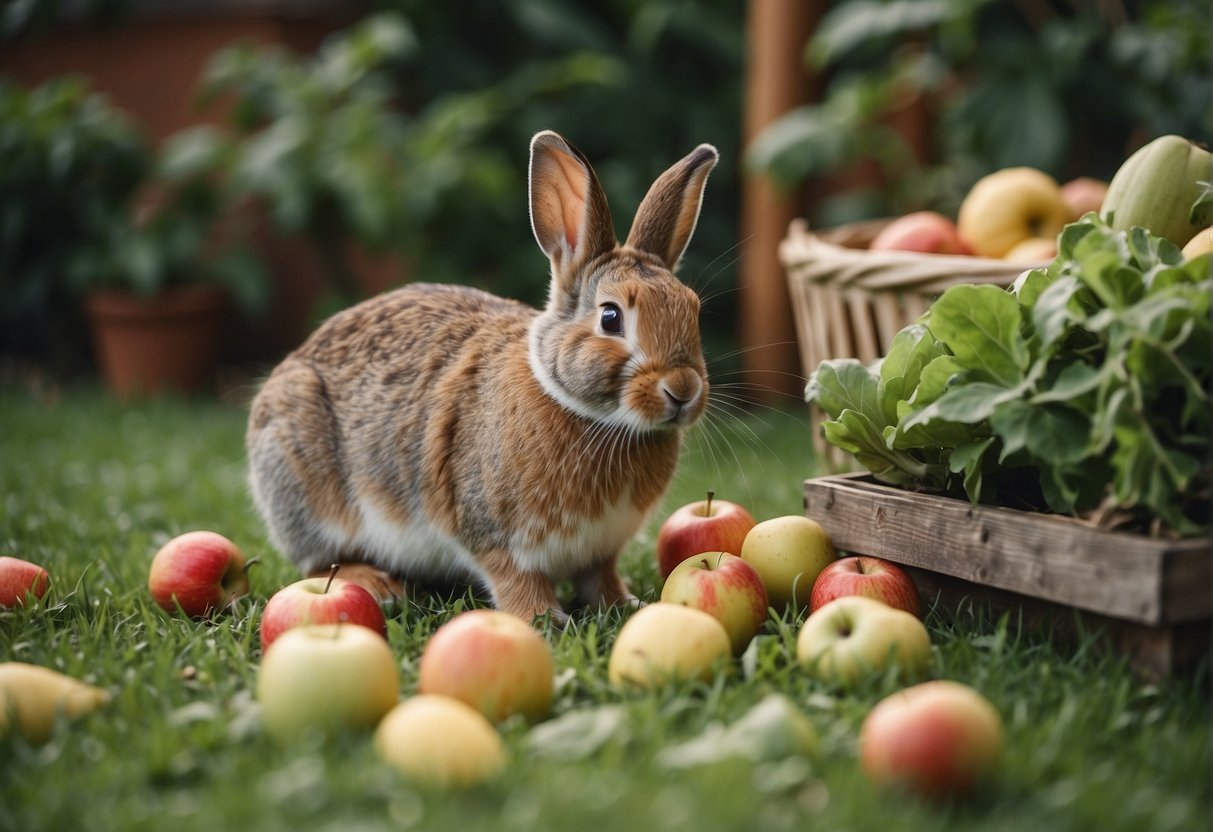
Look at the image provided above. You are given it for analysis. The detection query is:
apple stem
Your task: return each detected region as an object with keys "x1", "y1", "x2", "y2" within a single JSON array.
[
  {"x1": 324, "y1": 563, "x2": 340, "y2": 595},
  {"x1": 242, "y1": 557, "x2": 261, "y2": 575},
  {"x1": 705, "y1": 490, "x2": 715, "y2": 515}
]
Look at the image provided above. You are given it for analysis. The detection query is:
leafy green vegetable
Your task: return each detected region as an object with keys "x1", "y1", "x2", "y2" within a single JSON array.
[{"x1": 806, "y1": 216, "x2": 1210, "y2": 536}]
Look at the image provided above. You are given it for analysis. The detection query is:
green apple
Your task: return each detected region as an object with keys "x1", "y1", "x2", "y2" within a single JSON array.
[
  {"x1": 418, "y1": 609, "x2": 554, "y2": 722},
  {"x1": 608, "y1": 603, "x2": 731, "y2": 689},
  {"x1": 796, "y1": 596, "x2": 931, "y2": 687},
  {"x1": 660, "y1": 552, "x2": 768, "y2": 655},
  {"x1": 375, "y1": 694, "x2": 507, "y2": 788},
  {"x1": 256, "y1": 623, "x2": 398, "y2": 743},
  {"x1": 860, "y1": 680, "x2": 1002, "y2": 798},
  {"x1": 740, "y1": 515, "x2": 837, "y2": 611}
]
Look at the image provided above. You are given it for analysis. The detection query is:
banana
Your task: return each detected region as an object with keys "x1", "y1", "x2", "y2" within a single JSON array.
[
  {"x1": 1101, "y1": 134, "x2": 1213, "y2": 248},
  {"x1": 0, "y1": 662, "x2": 109, "y2": 744}
]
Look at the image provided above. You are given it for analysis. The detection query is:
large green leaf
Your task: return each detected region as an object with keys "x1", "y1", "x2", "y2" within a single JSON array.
[
  {"x1": 926, "y1": 284, "x2": 1030, "y2": 387},
  {"x1": 877, "y1": 324, "x2": 946, "y2": 424},
  {"x1": 805, "y1": 359, "x2": 882, "y2": 422}
]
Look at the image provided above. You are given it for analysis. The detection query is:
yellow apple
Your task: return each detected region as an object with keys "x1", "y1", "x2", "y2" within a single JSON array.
[
  {"x1": 739, "y1": 515, "x2": 837, "y2": 611},
  {"x1": 607, "y1": 603, "x2": 731, "y2": 688},
  {"x1": 958, "y1": 167, "x2": 1070, "y2": 258},
  {"x1": 1181, "y1": 226, "x2": 1213, "y2": 260},
  {"x1": 0, "y1": 663, "x2": 109, "y2": 745},
  {"x1": 256, "y1": 623, "x2": 399, "y2": 743},
  {"x1": 796, "y1": 596, "x2": 931, "y2": 687},
  {"x1": 375, "y1": 694, "x2": 507, "y2": 788},
  {"x1": 1003, "y1": 236, "x2": 1057, "y2": 263}
]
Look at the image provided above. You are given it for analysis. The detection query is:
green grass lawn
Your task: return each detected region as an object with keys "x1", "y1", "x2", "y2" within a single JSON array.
[{"x1": 1, "y1": 383, "x2": 1209, "y2": 832}]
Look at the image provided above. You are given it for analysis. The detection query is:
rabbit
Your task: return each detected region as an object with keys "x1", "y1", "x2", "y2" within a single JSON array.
[{"x1": 246, "y1": 130, "x2": 718, "y2": 622}]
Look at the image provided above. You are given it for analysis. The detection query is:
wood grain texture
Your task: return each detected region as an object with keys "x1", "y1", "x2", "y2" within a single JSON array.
[
  {"x1": 803, "y1": 474, "x2": 1211, "y2": 626},
  {"x1": 907, "y1": 567, "x2": 1210, "y2": 679}
]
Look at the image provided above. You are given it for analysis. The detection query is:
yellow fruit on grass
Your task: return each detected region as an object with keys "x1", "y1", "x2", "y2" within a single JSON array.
[{"x1": 0, "y1": 662, "x2": 109, "y2": 744}]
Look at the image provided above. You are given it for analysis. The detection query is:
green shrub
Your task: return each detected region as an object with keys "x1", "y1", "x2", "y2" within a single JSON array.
[
  {"x1": 749, "y1": 0, "x2": 1213, "y2": 226},
  {"x1": 0, "y1": 77, "x2": 146, "y2": 363}
]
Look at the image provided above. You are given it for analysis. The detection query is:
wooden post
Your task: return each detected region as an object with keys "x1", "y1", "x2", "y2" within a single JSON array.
[{"x1": 739, "y1": 0, "x2": 823, "y2": 403}]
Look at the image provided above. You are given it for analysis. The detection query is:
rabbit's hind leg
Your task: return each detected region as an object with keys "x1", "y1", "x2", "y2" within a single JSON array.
[
  {"x1": 247, "y1": 359, "x2": 362, "y2": 575},
  {"x1": 308, "y1": 561, "x2": 406, "y2": 604}
]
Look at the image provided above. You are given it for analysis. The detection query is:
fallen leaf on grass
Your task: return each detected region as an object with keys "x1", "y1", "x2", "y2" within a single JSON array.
[
  {"x1": 656, "y1": 694, "x2": 818, "y2": 770},
  {"x1": 527, "y1": 704, "x2": 631, "y2": 760}
]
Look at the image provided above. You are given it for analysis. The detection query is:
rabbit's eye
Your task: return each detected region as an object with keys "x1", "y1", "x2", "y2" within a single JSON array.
[{"x1": 600, "y1": 303, "x2": 624, "y2": 335}]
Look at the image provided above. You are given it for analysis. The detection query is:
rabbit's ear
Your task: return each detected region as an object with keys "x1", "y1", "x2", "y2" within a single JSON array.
[
  {"x1": 625, "y1": 144, "x2": 718, "y2": 272},
  {"x1": 529, "y1": 131, "x2": 617, "y2": 291}
]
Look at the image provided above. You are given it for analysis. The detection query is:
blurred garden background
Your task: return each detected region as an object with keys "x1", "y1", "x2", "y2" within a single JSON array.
[
  {"x1": 1, "y1": 0, "x2": 1209, "y2": 403},
  {"x1": 2, "y1": 4, "x2": 1211, "y2": 830}
]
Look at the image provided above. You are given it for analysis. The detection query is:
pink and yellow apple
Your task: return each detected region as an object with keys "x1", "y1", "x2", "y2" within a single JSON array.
[
  {"x1": 869, "y1": 211, "x2": 971, "y2": 255},
  {"x1": 1060, "y1": 176, "x2": 1109, "y2": 220},
  {"x1": 810, "y1": 556, "x2": 922, "y2": 617},
  {"x1": 608, "y1": 603, "x2": 731, "y2": 688},
  {"x1": 260, "y1": 569, "x2": 387, "y2": 651},
  {"x1": 148, "y1": 531, "x2": 250, "y2": 617},
  {"x1": 656, "y1": 491, "x2": 756, "y2": 579},
  {"x1": 796, "y1": 596, "x2": 931, "y2": 687},
  {"x1": 0, "y1": 557, "x2": 50, "y2": 608},
  {"x1": 860, "y1": 680, "x2": 1003, "y2": 798},
  {"x1": 375, "y1": 694, "x2": 507, "y2": 788},
  {"x1": 958, "y1": 167, "x2": 1070, "y2": 258},
  {"x1": 661, "y1": 552, "x2": 769, "y2": 655},
  {"x1": 256, "y1": 623, "x2": 399, "y2": 743},
  {"x1": 418, "y1": 609, "x2": 554, "y2": 722},
  {"x1": 739, "y1": 515, "x2": 837, "y2": 611}
]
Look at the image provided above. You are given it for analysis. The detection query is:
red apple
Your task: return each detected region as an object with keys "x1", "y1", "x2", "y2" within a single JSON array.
[
  {"x1": 418, "y1": 609, "x2": 555, "y2": 723},
  {"x1": 657, "y1": 491, "x2": 757, "y2": 578},
  {"x1": 810, "y1": 556, "x2": 922, "y2": 617},
  {"x1": 860, "y1": 680, "x2": 1003, "y2": 798},
  {"x1": 0, "y1": 557, "x2": 50, "y2": 608},
  {"x1": 869, "y1": 211, "x2": 971, "y2": 255},
  {"x1": 148, "y1": 530, "x2": 250, "y2": 618},
  {"x1": 260, "y1": 567, "x2": 388, "y2": 651},
  {"x1": 1060, "y1": 176, "x2": 1109, "y2": 221},
  {"x1": 661, "y1": 552, "x2": 768, "y2": 655}
]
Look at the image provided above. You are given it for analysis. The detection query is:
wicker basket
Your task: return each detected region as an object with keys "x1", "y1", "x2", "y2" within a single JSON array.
[{"x1": 780, "y1": 218, "x2": 1031, "y2": 468}]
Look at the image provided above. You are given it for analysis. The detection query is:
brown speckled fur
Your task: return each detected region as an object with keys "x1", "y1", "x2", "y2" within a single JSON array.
[{"x1": 246, "y1": 131, "x2": 718, "y2": 622}]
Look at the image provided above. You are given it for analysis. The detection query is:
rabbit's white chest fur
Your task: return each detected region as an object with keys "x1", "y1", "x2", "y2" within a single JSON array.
[{"x1": 348, "y1": 488, "x2": 647, "y2": 589}]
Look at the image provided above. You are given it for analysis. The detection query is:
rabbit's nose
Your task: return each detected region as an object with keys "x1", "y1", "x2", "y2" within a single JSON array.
[{"x1": 659, "y1": 372, "x2": 704, "y2": 422}]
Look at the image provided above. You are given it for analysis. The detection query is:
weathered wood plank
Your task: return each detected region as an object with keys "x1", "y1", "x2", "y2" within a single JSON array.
[
  {"x1": 906, "y1": 567, "x2": 1210, "y2": 679},
  {"x1": 803, "y1": 474, "x2": 1210, "y2": 626}
]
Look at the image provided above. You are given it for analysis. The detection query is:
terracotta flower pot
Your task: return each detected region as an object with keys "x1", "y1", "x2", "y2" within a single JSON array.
[{"x1": 86, "y1": 284, "x2": 229, "y2": 399}]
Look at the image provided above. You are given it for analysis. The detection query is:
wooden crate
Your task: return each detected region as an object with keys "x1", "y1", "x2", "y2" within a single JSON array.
[
  {"x1": 803, "y1": 473, "x2": 1211, "y2": 677},
  {"x1": 780, "y1": 219, "x2": 1030, "y2": 469}
]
